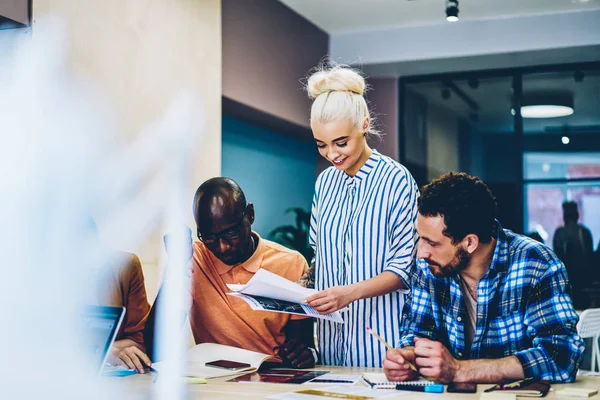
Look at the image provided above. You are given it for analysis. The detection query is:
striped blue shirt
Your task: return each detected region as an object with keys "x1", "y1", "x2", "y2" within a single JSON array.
[
  {"x1": 399, "y1": 223, "x2": 585, "y2": 382},
  {"x1": 310, "y1": 150, "x2": 419, "y2": 367}
]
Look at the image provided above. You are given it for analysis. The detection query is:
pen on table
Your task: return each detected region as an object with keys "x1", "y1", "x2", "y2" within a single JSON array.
[
  {"x1": 502, "y1": 378, "x2": 532, "y2": 389},
  {"x1": 483, "y1": 384, "x2": 499, "y2": 393},
  {"x1": 143, "y1": 363, "x2": 159, "y2": 383},
  {"x1": 396, "y1": 384, "x2": 445, "y2": 393},
  {"x1": 365, "y1": 327, "x2": 418, "y2": 373},
  {"x1": 483, "y1": 378, "x2": 528, "y2": 392},
  {"x1": 145, "y1": 366, "x2": 159, "y2": 374}
]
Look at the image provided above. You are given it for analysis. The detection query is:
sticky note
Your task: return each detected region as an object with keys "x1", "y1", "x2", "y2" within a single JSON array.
[{"x1": 185, "y1": 377, "x2": 207, "y2": 384}]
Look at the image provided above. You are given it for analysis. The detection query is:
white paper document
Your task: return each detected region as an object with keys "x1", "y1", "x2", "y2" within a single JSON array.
[
  {"x1": 152, "y1": 342, "x2": 271, "y2": 379},
  {"x1": 227, "y1": 269, "x2": 344, "y2": 323}
]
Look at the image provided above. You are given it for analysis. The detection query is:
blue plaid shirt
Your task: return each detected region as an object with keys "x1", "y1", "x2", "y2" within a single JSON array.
[{"x1": 399, "y1": 222, "x2": 585, "y2": 382}]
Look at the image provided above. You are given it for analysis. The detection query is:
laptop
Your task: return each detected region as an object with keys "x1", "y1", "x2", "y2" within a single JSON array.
[{"x1": 82, "y1": 305, "x2": 125, "y2": 375}]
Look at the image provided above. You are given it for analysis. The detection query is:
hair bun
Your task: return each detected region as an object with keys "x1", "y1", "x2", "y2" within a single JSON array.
[{"x1": 307, "y1": 66, "x2": 366, "y2": 99}]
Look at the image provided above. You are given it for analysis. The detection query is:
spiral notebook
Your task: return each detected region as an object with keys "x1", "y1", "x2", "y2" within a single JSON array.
[{"x1": 361, "y1": 373, "x2": 435, "y2": 389}]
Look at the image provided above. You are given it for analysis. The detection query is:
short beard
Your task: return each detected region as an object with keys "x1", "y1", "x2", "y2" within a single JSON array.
[{"x1": 429, "y1": 246, "x2": 471, "y2": 278}]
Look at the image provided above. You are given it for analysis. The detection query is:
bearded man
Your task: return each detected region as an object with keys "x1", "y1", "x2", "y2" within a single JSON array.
[{"x1": 383, "y1": 172, "x2": 584, "y2": 384}]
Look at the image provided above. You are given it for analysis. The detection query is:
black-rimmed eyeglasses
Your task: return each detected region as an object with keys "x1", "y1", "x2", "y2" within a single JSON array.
[{"x1": 197, "y1": 211, "x2": 246, "y2": 245}]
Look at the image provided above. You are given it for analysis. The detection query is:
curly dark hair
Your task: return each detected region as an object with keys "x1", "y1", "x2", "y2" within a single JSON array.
[{"x1": 418, "y1": 172, "x2": 497, "y2": 244}]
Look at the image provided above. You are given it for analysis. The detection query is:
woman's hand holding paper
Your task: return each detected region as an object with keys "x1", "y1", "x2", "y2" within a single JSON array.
[{"x1": 303, "y1": 285, "x2": 356, "y2": 314}]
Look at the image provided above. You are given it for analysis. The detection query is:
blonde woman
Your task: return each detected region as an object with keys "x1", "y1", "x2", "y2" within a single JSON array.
[{"x1": 302, "y1": 64, "x2": 419, "y2": 367}]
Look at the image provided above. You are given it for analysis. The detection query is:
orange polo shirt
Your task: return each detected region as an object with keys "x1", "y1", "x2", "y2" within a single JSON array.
[{"x1": 188, "y1": 233, "x2": 308, "y2": 356}]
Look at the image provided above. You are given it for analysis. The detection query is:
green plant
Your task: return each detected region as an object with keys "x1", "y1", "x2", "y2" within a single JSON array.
[{"x1": 268, "y1": 208, "x2": 314, "y2": 264}]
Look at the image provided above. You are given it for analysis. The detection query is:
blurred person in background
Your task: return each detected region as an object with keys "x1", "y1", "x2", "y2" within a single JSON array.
[{"x1": 553, "y1": 201, "x2": 593, "y2": 309}]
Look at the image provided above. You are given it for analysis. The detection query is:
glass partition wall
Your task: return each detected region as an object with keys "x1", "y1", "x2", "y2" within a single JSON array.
[
  {"x1": 400, "y1": 62, "x2": 600, "y2": 237},
  {"x1": 522, "y1": 68, "x2": 600, "y2": 248}
]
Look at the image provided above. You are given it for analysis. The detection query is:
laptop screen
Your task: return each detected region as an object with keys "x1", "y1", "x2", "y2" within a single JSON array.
[{"x1": 82, "y1": 305, "x2": 125, "y2": 374}]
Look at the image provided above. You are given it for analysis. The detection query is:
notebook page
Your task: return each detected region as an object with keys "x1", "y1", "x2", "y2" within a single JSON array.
[{"x1": 362, "y1": 373, "x2": 433, "y2": 389}]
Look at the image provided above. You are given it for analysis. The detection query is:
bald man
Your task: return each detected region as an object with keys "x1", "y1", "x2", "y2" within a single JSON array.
[{"x1": 144, "y1": 178, "x2": 316, "y2": 369}]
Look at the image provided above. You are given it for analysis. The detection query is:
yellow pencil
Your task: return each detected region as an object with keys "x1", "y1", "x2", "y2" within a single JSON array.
[{"x1": 366, "y1": 327, "x2": 418, "y2": 372}]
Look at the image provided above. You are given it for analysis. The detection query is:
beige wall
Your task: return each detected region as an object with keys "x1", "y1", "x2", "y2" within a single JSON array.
[
  {"x1": 315, "y1": 77, "x2": 399, "y2": 175},
  {"x1": 0, "y1": 0, "x2": 29, "y2": 25},
  {"x1": 427, "y1": 103, "x2": 460, "y2": 181},
  {"x1": 222, "y1": 0, "x2": 327, "y2": 131},
  {"x1": 32, "y1": 0, "x2": 222, "y2": 301}
]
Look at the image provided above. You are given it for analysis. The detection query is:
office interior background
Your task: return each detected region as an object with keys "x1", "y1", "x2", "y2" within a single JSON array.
[
  {"x1": 224, "y1": 0, "x2": 600, "y2": 258},
  {"x1": 1, "y1": 0, "x2": 600, "y2": 374}
]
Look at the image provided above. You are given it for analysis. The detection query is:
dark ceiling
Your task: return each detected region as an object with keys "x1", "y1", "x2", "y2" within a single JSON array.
[{"x1": 407, "y1": 67, "x2": 600, "y2": 134}]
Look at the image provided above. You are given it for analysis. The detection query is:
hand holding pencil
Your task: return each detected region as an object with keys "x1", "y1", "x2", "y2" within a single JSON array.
[
  {"x1": 367, "y1": 327, "x2": 421, "y2": 382},
  {"x1": 366, "y1": 327, "x2": 418, "y2": 372}
]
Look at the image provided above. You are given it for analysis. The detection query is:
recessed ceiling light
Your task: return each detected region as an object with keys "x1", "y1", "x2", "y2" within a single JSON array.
[{"x1": 562, "y1": 136, "x2": 570, "y2": 145}]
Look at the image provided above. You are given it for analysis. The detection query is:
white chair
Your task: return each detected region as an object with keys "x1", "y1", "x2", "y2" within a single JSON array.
[{"x1": 577, "y1": 308, "x2": 600, "y2": 373}]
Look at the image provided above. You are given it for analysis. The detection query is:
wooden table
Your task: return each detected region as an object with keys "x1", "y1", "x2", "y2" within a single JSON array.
[{"x1": 108, "y1": 366, "x2": 600, "y2": 399}]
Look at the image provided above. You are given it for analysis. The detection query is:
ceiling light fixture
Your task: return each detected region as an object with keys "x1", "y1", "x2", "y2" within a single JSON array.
[
  {"x1": 521, "y1": 92, "x2": 574, "y2": 119},
  {"x1": 562, "y1": 136, "x2": 570, "y2": 145},
  {"x1": 446, "y1": 0, "x2": 459, "y2": 22}
]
